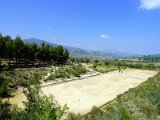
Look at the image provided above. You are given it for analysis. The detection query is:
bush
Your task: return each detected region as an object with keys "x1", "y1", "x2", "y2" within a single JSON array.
[
  {"x1": 104, "y1": 60, "x2": 110, "y2": 65},
  {"x1": 46, "y1": 65, "x2": 87, "y2": 80},
  {"x1": 145, "y1": 64, "x2": 156, "y2": 70},
  {"x1": 0, "y1": 100, "x2": 12, "y2": 120},
  {"x1": 12, "y1": 78, "x2": 67, "y2": 120},
  {"x1": 89, "y1": 107, "x2": 103, "y2": 120},
  {"x1": 0, "y1": 75, "x2": 10, "y2": 97},
  {"x1": 67, "y1": 113, "x2": 81, "y2": 120}
]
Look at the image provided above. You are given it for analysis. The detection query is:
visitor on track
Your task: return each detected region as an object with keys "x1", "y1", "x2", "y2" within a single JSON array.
[{"x1": 118, "y1": 66, "x2": 123, "y2": 73}]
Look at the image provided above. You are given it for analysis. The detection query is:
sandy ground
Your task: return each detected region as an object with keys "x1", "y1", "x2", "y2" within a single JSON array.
[
  {"x1": 42, "y1": 69, "x2": 157, "y2": 114},
  {"x1": 4, "y1": 69, "x2": 157, "y2": 114}
]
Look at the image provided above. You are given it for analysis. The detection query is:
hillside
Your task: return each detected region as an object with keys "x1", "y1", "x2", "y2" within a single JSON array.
[{"x1": 23, "y1": 38, "x2": 135, "y2": 58}]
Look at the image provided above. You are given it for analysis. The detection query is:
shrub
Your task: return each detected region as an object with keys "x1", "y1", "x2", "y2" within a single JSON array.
[
  {"x1": 12, "y1": 78, "x2": 67, "y2": 120},
  {"x1": 89, "y1": 106, "x2": 103, "y2": 120},
  {"x1": 104, "y1": 60, "x2": 110, "y2": 65},
  {"x1": 67, "y1": 112, "x2": 81, "y2": 120},
  {"x1": 47, "y1": 65, "x2": 87, "y2": 80},
  {"x1": 0, "y1": 100, "x2": 12, "y2": 120},
  {"x1": 0, "y1": 75, "x2": 10, "y2": 97},
  {"x1": 145, "y1": 64, "x2": 156, "y2": 70}
]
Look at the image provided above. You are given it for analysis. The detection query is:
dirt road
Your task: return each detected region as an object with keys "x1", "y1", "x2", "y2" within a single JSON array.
[{"x1": 5, "y1": 69, "x2": 157, "y2": 114}]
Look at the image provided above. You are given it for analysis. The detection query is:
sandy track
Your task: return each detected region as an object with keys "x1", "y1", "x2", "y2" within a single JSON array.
[
  {"x1": 4, "y1": 69, "x2": 157, "y2": 114},
  {"x1": 42, "y1": 69, "x2": 157, "y2": 114}
]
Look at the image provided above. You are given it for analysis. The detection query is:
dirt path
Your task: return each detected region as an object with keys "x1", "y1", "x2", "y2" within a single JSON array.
[{"x1": 4, "y1": 69, "x2": 157, "y2": 114}]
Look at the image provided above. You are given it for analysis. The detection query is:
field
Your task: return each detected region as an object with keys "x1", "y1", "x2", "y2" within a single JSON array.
[{"x1": 6, "y1": 69, "x2": 157, "y2": 115}]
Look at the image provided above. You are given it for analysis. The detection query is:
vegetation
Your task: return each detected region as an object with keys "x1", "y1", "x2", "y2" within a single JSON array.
[
  {"x1": 67, "y1": 73, "x2": 160, "y2": 120},
  {"x1": 0, "y1": 33, "x2": 69, "y2": 67},
  {"x1": 46, "y1": 64, "x2": 87, "y2": 80},
  {"x1": 92, "y1": 60, "x2": 118, "y2": 73},
  {"x1": 115, "y1": 61, "x2": 160, "y2": 70},
  {"x1": 69, "y1": 57, "x2": 90, "y2": 63},
  {"x1": 1, "y1": 32, "x2": 160, "y2": 120},
  {"x1": 142, "y1": 55, "x2": 160, "y2": 63},
  {"x1": 98, "y1": 58, "x2": 160, "y2": 70},
  {"x1": 0, "y1": 67, "x2": 52, "y2": 98},
  {"x1": 0, "y1": 75, "x2": 67, "y2": 120}
]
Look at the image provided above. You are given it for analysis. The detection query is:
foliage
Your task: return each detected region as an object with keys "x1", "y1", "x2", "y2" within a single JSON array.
[
  {"x1": 82, "y1": 72, "x2": 160, "y2": 120},
  {"x1": 0, "y1": 33, "x2": 69, "y2": 66},
  {"x1": 0, "y1": 74, "x2": 10, "y2": 97},
  {"x1": 69, "y1": 57, "x2": 90, "y2": 64},
  {"x1": 12, "y1": 76, "x2": 67, "y2": 120},
  {"x1": 144, "y1": 64, "x2": 156, "y2": 70},
  {"x1": 0, "y1": 73, "x2": 12, "y2": 120},
  {"x1": 92, "y1": 62, "x2": 118, "y2": 73},
  {"x1": 88, "y1": 106, "x2": 104, "y2": 120},
  {"x1": 47, "y1": 64, "x2": 87, "y2": 80},
  {"x1": 67, "y1": 112, "x2": 81, "y2": 120},
  {"x1": 0, "y1": 100, "x2": 12, "y2": 120},
  {"x1": 66, "y1": 64, "x2": 87, "y2": 77},
  {"x1": 56, "y1": 104, "x2": 68, "y2": 120},
  {"x1": 142, "y1": 55, "x2": 160, "y2": 63},
  {"x1": 0, "y1": 67, "x2": 50, "y2": 89},
  {"x1": 116, "y1": 62, "x2": 143, "y2": 69}
]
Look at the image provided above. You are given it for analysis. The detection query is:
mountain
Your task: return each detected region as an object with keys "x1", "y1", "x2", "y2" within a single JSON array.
[
  {"x1": 100, "y1": 49, "x2": 137, "y2": 58},
  {"x1": 23, "y1": 38, "x2": 57, "y2": 47},
  {"x1": 23, "y1": 38, "x2": 135, "y2": 58}
]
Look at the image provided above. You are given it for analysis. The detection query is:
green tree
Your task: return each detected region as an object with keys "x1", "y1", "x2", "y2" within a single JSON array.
[
  {"x1": 63, "y1": 49, "x2": 69, "y2": 63},
  {"x1": 54, "y1": 46, "x2": 64, "y2": 64},
  {"x1": 4, "y1": 36, "x2": 14, "y2": 66},
  {"x1": 44, "y1": 44, "x2": 52, "y2": 63},
  {"x1": 29, "y1": 42, "x2": 38, "y2": 65},
  {"x1": 0, "y1": 33, "x2": 5, "y2": 58},
  {"x1": 37, "y1": 42, "x2": 47, "y2": 64},
  {"x1": 13, "y1": 36, "x2": 24, "y2": 65}
]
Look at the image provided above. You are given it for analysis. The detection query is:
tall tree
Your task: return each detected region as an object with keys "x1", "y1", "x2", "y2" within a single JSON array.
[
  {"x1": 5, "y1": 36, "x2": 13, "y2": 65},
  {"x1": 29, "y1": 42, "x2": 38, "y2": 65},
  {"x1": 13, "y1": 36, "x2": 24, "y2": 65},
  {"x1": 53, "y1": 45, "x2": 64, "y2": 64},
  {"x1": 0, "y1": 33, "x2": 5, "y2": 58},
  {"x1": 63, "y1": 49, "x2": 69, "y2": 63}
]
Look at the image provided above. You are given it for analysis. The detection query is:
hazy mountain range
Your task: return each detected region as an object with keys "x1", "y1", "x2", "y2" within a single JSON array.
[{"x1": 23, "y1": 38, "x2": 136, "y2": 58}]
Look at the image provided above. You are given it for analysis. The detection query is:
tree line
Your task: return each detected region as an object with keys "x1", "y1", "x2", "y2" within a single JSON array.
[
  {"x1": 142, "y1": 55, "x2": 160, "y2": 63},
  {"x1": 0, "y1": 33, "x2": 69, "y2": 66}
]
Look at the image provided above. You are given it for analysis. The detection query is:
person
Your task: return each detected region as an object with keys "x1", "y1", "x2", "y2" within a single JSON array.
[{"x1": 118, "y1": 66, "x2": 123, "y2": 73}]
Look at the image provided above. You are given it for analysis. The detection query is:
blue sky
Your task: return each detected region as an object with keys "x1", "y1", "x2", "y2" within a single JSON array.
[{"x1": 0, "y1": 0, "x2": 160, "y2": 55}]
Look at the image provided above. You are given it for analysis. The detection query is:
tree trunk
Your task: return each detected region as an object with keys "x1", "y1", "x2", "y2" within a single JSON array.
[{"x1": 8, "y1": 59, "x2": 11, "y2": 67}]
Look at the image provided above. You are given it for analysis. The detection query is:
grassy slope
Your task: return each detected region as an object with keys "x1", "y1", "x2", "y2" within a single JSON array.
[{"x1": 0, "y1": 67, "x2": 51, "y2": 90}]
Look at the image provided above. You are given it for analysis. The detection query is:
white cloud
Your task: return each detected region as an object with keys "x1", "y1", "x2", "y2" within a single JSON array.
[
  {"x1": 100, "y1": 34, "x2": 109, "y2": 39},
  {"x1": 140, "y1": 0, "x2": 160, "y2": 10}
]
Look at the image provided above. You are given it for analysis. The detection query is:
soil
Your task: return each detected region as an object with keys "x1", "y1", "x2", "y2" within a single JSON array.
[{"x1": 4, "y1": 69, "x2": 157, "y2": 115}]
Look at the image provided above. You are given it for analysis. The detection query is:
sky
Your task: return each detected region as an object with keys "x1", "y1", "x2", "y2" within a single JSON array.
[{"x1": 0, "y1": 0, "x2": 160, "y2": 55}]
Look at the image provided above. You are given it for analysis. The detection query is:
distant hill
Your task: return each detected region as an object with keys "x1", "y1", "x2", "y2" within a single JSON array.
[{"x1": 23, "y1": 38, "x2": 135, "y2": 58}]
